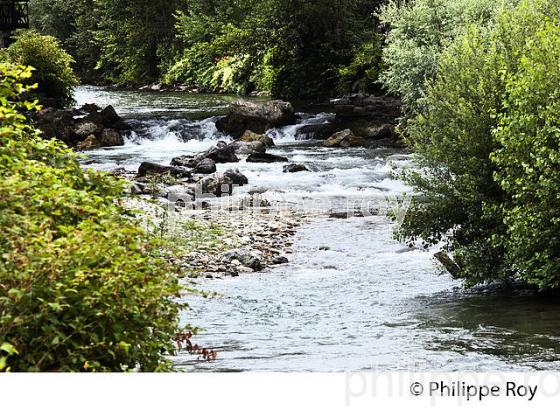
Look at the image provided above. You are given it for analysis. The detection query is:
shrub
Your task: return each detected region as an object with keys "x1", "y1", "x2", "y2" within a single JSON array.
[
  {"x1": 0, "y1": 61, "x2": 184, "y2": 371},
  {"x1": 396, "y1": 0, "x2": 560, "y2": 288},
  {"x1": 491, "y1": 20, "x2": 560, "y2": 289},
  {"x1": 378, "y1": 0, "x2": 518, "y2": 118},
  {"x1": 7, "y1": 31, "x2": 79, "y2": 107}
]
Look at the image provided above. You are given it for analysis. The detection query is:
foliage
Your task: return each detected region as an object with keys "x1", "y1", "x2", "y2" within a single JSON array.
[
  {"x1": 491, "y1": 20, "x2": 560, "y2": 289},
  {"x1": 164, "y1": 0, "x2": 385, "y2": 99},
  {"x1": 378, "y1": 0, "x2": 518, "y2": 118},
  {"x1": 94, "y1": 0, "x2": 187, "y2": 84},
  {"x1": 337, "y1": 38, "x2": 384, "y2": 95},
  {"x1": 0, "y1": 61, "x2": 185, "y2": 371},
  {"x1": 396, "y1": 0, "x2": 560, "y2": 289},
  {"x1": 29, "y1": 0, "x2": 100, "y2": 81},
  {"x1": 6, "y1": 31, "x2": 79, "y2": 107}
]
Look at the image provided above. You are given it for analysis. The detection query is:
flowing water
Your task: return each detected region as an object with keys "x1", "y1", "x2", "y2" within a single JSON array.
[{"x1": 76, "y1": 86, "x2": 560, "y2": 372}]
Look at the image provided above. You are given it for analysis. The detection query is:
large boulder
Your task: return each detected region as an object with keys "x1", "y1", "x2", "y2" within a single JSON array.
[
  {"x1": 83, "y1": 105, "x2": 121, "y2": 127},
  {"x1": 137, "y1": 162, "x2": 192, "y2": 179},
  {"x1": 229, "y1": 140, "x2": 267, "y2": 155},
  {"x1": 75, "y1": 121, "x2": 103, "y2": 138},
  {"x1": 100, "y1": 129, "x2": 125, "y2": 147},
  {"x1": 33, "y1": 108, "x2": 77, "y2": 145},
  {"x1": 192, "y1": 158, "x2": 217, "y2": 174},
  {"x1": 324, "y1": 129, "x2": 368, "y2": 148},
  {"x1": 238, "y1": 130, "x2": 275, "y2": 147},
  {"x1": 216, "y1": 99, "x2": 296, "y2": 138},
  {"x1": 197, "y1": 169, "x2": 249, "y2": 196},
  {"x1": 246, "y1": 152, "x2": 289, "y2": 163}
]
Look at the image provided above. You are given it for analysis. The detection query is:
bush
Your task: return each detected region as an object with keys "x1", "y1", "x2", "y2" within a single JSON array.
[
  {"x1": 378, "y1": 0, "x2": 518, "y2": 118},
  {"x1": 7, "y1": 31, "x2": 79, "y2": 107},
  {"x1": 396, "y1": 0, "x2": 560, "y2": 288},
  {"x1": 0, "y1": 61, "x2": 184, "y2": 371},
  {"x1": 491, "y1": 20, "x2": 560, "y2": 289}
]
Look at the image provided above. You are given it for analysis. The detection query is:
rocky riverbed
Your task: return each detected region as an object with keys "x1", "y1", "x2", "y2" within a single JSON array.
[{"x1": 72, "y1": 86, "x2": 560, "y2": 372}]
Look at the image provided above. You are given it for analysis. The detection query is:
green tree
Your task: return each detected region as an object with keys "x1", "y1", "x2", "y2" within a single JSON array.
[
  {"x1": 7, "y1": 31, "x2": 79, "y2": 107},
  {"x1": 396, "y1": 0, "x2": 560, "y2": 288},
  {"x1": 378, "y1": 0, "x2": 518, "y2": 118},
  {"x1": 29, "y1": 0, "x2": 100, "y2": 81},
  {"x1": 95, "y1": 0, "x2": 187, "y2": 84},
  {"x1": 491, "y1": 20, "x2": 560, "y2": 289}
]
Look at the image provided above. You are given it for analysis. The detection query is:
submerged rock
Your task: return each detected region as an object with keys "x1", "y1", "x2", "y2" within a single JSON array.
[
  {"x1": 283, "y1": 163, "x2": 309, "y2": 173},
  {"x1": 246, "y1": 152, "x2": 289, "y2": 163},
  {"x1": 216, "y1": 99, "x2": 296, "y2": 138},
  {"x1": 271, "y1": 256, "x2": 289, "y2": 265}
]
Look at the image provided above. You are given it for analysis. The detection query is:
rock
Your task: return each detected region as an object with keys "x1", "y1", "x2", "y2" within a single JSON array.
[
  {"x1": 192, "y1": 158, "x2": 217, "y2": 174},
  {"x1": 77, "y1": 135, "x2": 101, "y2": 151},
  {"x1": 137, "y1": 162, "x2": 192, "y2": 179},
  {"x1": 224, "y1": 168, "x2": 249, "y2": 186},
  {"x1": 324, "y1": 129, "x2": 368, "y2": 148},
  {"x1": 272, "y1": 256, "x2": 289, "y2": 265},
  {"x1": 283, "y1": 163, "x2": 309, "y2": 173},
  {"x1": 216, "y1": 99, "x2": 296, "y2": 138},
  {"x1": 100, "y1": 129, "x2": 124, "y2": 147},
  {"x1": 329, "y1": 211, "x2": 349, "y2": 219},
  {"x1": 238, "y1": 130, "x2": 275, "y2": 147},
  {"x1": 367, "y1": 124, "x2": 396, "y2": 140},
  {"x1": 83, "y1": 105, "x2": 121, "y2": 127},
  {"x1": 75, "y1": 121, "x2": 103, "y2": 138},
  {"x1": 221, "y1": 249, "x2": 263, "y2": 271},
  {"x1": 229, "y1": 140, "x2": 267, "y2": 155},
  {"x1": 33, "y1": 108, "x2": 77, "y2": 145},
  {"x1": 198, "y1": 141, "x2": 240, "y2": 163},
  {"x1": 78, "y1": 103, "x2": 101, "y2": 114},
  {"x1": 246, "y1": 152, "x2": 289, "y2": 163},
  {"x1": 434, "y1": 252, "x2": 462, "y2": 278},
  {"x1": 170, "y1": 155, "x2": 196, "y2": 168},
  {"x1": 197, "y1": 169, "x2": 248, "y2": 196},
  {"x1": 131, "y1": 182, "x2": 148, "y2": 195}
]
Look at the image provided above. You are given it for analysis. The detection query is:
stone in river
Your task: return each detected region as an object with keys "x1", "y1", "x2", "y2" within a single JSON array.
[{"x1": 246, "y1": 152, "x2": 289, "y2": 163}]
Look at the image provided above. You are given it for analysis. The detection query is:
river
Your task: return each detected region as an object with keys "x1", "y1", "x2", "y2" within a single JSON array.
[{"x1": 76, "y1": 86, "x2": 560, "y2": 372}]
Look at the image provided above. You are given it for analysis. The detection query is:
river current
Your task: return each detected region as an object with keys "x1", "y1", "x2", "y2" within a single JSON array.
[{"x1": 76, "y1": 86, "x2": 560, "y2": 372}]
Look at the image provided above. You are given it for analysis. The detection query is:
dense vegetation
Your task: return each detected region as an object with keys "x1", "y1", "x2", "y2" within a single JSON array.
[
  {"x1": 29, "y1": 0, "x2": 385, "y2": 99},
  {"x1": 5, "y1": 31, "x2": 78, "y2": 107},
  {"x1": 393, "y1": 0, "x2": 560, "y2": 290},
  {"x1": 0, "y1": 59, "x2": 185, "y2": 371}
]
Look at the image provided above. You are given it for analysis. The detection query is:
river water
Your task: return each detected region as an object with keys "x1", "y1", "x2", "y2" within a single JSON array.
[{"x1": 76, "y1": 86, "x2": 560, "y2": 372}]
